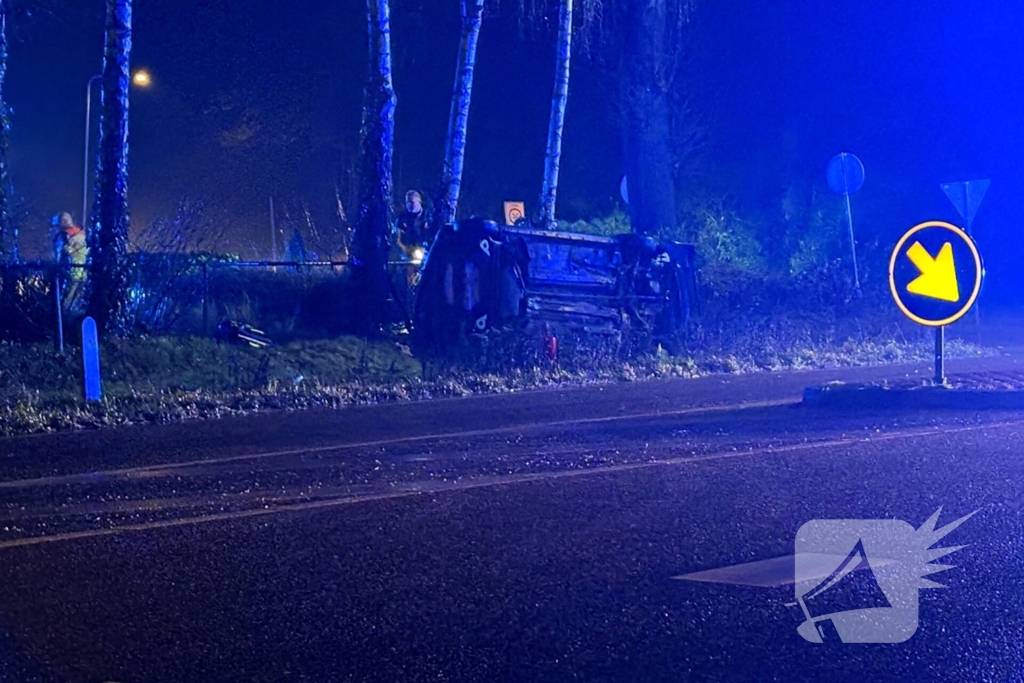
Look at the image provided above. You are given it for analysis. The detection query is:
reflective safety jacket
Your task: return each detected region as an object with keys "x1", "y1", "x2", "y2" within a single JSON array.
[{"x1": 62, "y1": 226, "x2": 89, "y2": 281}]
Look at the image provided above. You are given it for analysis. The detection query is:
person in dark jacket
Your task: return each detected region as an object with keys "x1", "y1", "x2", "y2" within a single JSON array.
[{"x1": 393, "y1": 190, "x2": 432, "y2": 265}]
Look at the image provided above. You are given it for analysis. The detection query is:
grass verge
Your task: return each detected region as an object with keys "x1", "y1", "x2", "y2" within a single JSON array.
[{"x1": 0, "y1": 328, "x2": 994, "y2": 438}]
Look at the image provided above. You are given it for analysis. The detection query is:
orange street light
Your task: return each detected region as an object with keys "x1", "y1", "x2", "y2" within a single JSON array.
[
  {"x1": 131, "y1": 69, "x2": 152, "y2": 88},
  {"x1": 82, "y1": 69, "x2": 155, "y2": 224}
]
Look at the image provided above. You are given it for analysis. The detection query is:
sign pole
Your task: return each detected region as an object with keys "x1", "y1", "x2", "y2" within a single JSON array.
[
  {"x1": 934, "y1": 326, "x2": 945, "y2": 385},
  {"x1": 201, "y1": 260, "x2": 209, "y2": 335},
  {"x1": 942, "y1": 180, "x2": 990, "y2": 341},
  {"x1": 269, "y1": 196, "x2": 277, "y2": 261},
  {"x1": 827, "y1": 153, "x2": 865, "y2": 292},
  {"x1": 54, "y1": 268, "x2": 65, "y2": 355},
  {"x1": 964, "y1": 183, "x2": 972, "y2": 235},
  {"x1": 844, "y1": 191, "x2": 861, "y2": 290},
  {"x1": 890, "y1": 221, "x2": 982, "y2": 387},
  {"x1": 967, "y1": 212, "x2": 982, "y2": 339}
]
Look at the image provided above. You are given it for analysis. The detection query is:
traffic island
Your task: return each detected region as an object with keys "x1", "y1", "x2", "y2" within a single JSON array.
[{"x1": 803, "y1": 372, "x2": 1024, "y2": 411}]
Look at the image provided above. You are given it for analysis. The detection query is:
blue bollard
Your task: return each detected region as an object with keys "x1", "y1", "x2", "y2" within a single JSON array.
[{"x1": 82, "y1": 316, "x2": 102, "y2": 402}]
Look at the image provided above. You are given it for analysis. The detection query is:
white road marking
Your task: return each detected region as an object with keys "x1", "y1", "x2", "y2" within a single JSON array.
[
  {"x1": 0, "y1": 418, "x2": 1020, "y2": 551},
  {"x1": 0, "y1": 399, "x2": 792, "y2": 491}
]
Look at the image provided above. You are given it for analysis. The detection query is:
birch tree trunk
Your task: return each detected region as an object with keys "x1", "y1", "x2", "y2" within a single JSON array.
[
  {"x1": 435, "y1": 0, "x2": 484, "y2": 227},
  {"x1": 87, "y1": 0, "x2": 133, "y2": 335},
  {"x1": 537, "y1": 0, "x2": 573, "y2": 229},
  {"x1": 0, "y1": 0, "x2": 12, "y2": 264},
  {"x1": 350, "y1": 0, "x2": 397, "y2": 333}
]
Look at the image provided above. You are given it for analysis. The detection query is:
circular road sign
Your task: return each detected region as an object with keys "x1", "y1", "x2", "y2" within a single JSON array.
[
  {"x1": 889, "y1": 221, "x2": 983, "y2": 327},
  {"x1": 827, "y1": 153, "x2": 865, "y2": 196}
]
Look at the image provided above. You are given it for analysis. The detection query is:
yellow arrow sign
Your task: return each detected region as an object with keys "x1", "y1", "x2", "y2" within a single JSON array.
[
  {"x1": 889, "y1": 221, "x2": 981, "y2": 327},
  {"x1": 906, "y1": 241, "x2": 959, "y2": 302}
]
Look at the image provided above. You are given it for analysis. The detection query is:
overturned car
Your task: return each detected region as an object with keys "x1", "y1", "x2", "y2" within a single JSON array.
[{"x1": 413, "y1": 217, "x2": 697, "y2": 354}]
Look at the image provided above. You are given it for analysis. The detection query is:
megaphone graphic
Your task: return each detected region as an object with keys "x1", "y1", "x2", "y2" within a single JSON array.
[{"x1": 795, "y1": 539, "x2": 892, "y2": 642}]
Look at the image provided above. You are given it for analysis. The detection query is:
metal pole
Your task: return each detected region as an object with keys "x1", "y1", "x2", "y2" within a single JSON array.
[
  {"x1": 269, "y1": 197, "x2": 278, "y2": 273},
  {"x1": 965, "y1": 184, "x2": 972, "y2": 236},
  {"x1": 844, "y1": 192, "x2": 861, "y2": 291},
  {"x1": 82, "y1": 75, "x2": 100, "y2": 227},
  {"x1": 201, "y1": 260, "x2": 209, "y2": 335},
  {"x1": 967, "y1": 214, "x2": 982, "y2": 341},
  {"x1": 269, "y1": 197, "x2": 277, "y2": 260},
  {"x1": 54, "y1": 267, "x2": 65, "y2": 354},
  {"x1": 934, "y1": 325, "x2": 945, "y2": 385}
]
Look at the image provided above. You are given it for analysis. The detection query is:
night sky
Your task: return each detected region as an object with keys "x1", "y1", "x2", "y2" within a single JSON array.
[{"x1": 7, "y1": 0, "x2": 1023, "y2": 298}]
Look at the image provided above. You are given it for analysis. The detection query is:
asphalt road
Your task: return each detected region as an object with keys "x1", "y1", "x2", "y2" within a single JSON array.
[{"x1": 1, "y1": 355, "x2": 1023, "y2": 682}]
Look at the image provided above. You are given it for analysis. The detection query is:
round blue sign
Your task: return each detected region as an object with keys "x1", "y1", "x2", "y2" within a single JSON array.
[
  {"x1": 888, "y1": 221, "x2": 983, "y2": 327},
  {"x1": 827, "y1": 153, "x2": 865, "y2": 196}
]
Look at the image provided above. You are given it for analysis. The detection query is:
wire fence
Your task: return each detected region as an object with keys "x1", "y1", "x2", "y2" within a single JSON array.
[{"x1": 0, "y1": 256, "x2": 418, "y2": 347}]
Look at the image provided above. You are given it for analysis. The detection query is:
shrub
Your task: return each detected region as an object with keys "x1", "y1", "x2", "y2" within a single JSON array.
[
  {"x1": 557, "y1": 210, "x2": 632, "y2": 237},
  {"x1": 673, "y1": 193, "x2": 766, "y2": 275},
  {"x1": 783, "y1": 187, "x2": 847, "y2": 277}
]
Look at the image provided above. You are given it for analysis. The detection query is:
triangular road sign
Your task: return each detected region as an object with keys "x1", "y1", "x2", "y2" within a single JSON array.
[{"x1": 941, "y1": 179, "x2": 990, "y2": 224}]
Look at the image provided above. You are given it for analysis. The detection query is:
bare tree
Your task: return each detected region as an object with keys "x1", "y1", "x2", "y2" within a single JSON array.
[
  {"x1": 515, "y1": 0, "x2": 697, "y2": 236},
  {"x1": 133, "y1": 198, "x2": 221, "y2": 254},
  {"x1": 613, "y1": 0, "x2": 694, "y2": 235},
  {"x1": 537, "y1": 0, "x2": 573, "y2": 229},
  {"x1": 435, "y1": 0, "x2": 485, "y2": 227},
  {"x1": 0, "y1": 0, "x2": 12, "y2": 264},
  {"x1": 0, "y1": 0, "x2": 47, "y2": 265},
  {"x1": 0, "y1": 1, "x2": 90, "y2": 267},
  {"x1": 294, "y1": 196, "x2": 350, "y2": 262},
  {"x1": 87, "y1": 0, "x2": 133, "y2": 334},
  {"x1": 350, "y1": 0, "x2": 397, "y2": 333},
  {"x1": 129, "y1": 198, "x2": 222, "y2": 332}
]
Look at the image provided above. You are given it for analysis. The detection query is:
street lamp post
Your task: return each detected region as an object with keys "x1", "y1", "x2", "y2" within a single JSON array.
[
  {"x1": 82, "y1": 74, "x2": 101, "y2": 228},
  {"x1": 82, "y1": 68, "x2": 152, "y2": 227}
]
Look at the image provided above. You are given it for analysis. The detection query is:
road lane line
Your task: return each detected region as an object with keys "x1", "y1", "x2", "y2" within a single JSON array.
[
  {"x1": 1, "y1": 417, "x2": 1021, "y2": 551},
  {"x1": 0, "y1": 398, "x2": 793, "y2": 490}
]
